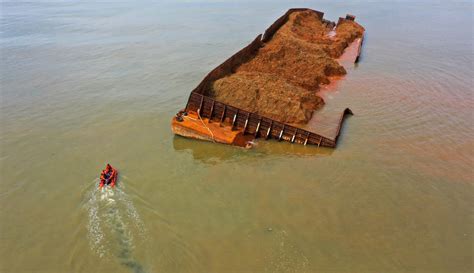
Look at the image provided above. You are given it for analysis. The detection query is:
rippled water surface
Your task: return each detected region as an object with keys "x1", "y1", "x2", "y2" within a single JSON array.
[{"x1": 1, "y1": 1, "x2": 473, "y2": 272}]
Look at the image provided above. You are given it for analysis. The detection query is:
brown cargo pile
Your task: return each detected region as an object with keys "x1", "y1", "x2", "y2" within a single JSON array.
[
  {"x1": 173, "y1": 9, "x2": 365, "y2": 148},
  {"x1": 208, "y1": 10, "x2": 364, "y2": 124}
]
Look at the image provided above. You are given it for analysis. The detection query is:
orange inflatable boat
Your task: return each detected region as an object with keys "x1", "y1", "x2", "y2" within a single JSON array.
[{"x1": 99, "y1": 164, "x2": 118, "y2": 188}]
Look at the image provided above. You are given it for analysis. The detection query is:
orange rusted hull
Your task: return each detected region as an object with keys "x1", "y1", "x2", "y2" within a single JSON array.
[{"x1": 172, "y1": 111, "x2": 253, "y2": 147}]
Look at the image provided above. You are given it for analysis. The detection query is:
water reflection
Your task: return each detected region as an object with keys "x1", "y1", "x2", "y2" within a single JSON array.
[{"x1": 172, "y1": 135, "x2": 334, "y2": 164}]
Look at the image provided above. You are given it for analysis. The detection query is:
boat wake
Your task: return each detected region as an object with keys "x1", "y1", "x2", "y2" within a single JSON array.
[{"x1": 83, "y1": 178, "x2": 147, "y2": 273}]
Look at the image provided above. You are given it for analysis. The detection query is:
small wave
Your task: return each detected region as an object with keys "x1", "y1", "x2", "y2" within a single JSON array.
[
  {"x1": 83, "y1": 178, "x2": 148, "y2": 272},
  {"x1": 264, "y1": 230, "x2": 309, "y2": 273},
  {"x1": 115, "y1": 185, "x2": 147, "y2": 237},
  {"x1": 84, "y1": 181, "x2": 108, "y2": 257}
]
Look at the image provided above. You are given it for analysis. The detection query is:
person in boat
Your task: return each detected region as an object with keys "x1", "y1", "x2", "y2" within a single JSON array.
[
  {"x1": 105, "y1": 173, "x2": 112, "y2": 185},
  {"x1": 110, "y1": 168, "x2": 116, "y2": 180},
  {"x1": 99, "y1": 164, "x2": 117, "y2": 187}
]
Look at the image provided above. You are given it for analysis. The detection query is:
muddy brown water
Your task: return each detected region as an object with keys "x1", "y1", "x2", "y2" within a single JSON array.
[{"x1": 1, "y1": 1, "x2": 472, "y2": 273}]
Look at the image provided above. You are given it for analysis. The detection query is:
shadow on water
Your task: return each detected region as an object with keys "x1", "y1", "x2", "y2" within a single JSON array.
[
  {"x1": 172, "y1": 135, "x2": 334, "y2": 164},
  {"x1": 83, "y1": 178, "x2": 147, "y2": 273}
]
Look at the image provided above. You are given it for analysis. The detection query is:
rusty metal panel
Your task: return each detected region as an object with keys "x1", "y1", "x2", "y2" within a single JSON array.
[{"x1": 184, "y1": 92, "x2": 346, "y2": 148}]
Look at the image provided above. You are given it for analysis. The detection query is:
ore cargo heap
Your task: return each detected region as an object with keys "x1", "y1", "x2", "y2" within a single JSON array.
[{"x1": 172, "y1": 9, "x2": 365, "y2": 148}]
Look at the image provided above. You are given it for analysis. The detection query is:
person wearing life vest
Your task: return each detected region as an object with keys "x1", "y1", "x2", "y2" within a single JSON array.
[
  {"x1": 99, "y1": 164, "x2": 112, "y2": 188},
  {"x1": 99, "y1": 164, "x2": 117, "y2": 188},
  {"x1": 109, "y1": 168, "x2": 117, "y2": 187},
  {"x1": 99, "y1": 172, "x2": 105, "y2": 188}
]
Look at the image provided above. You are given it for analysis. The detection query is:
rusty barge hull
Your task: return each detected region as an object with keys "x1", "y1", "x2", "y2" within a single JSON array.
[
  {"x1": 174, "y1": 92, "x2": 352, "y2": 147},
  {"x1": 172, "y1": 8, "x2": 364, "y2": 148}
]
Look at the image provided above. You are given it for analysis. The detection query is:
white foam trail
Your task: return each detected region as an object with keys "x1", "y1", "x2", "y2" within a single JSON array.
[
  {"x1": 85, "y1": 185, "x2": 108, "y2": 258},
  {"x1": 83, "y1": 180, "x2": 147, "y2": 263},
  {"x1": 116, "y1": 187, "x2": 147, "y2": 237},
  {"x1": 100, "y1": 186, "x2": 116, "y2": 203}
]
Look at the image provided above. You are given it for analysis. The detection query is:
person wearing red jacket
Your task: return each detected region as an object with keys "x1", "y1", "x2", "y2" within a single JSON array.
[{"x1": 99, "y1": 164, "x2": 117, "y2": 188}]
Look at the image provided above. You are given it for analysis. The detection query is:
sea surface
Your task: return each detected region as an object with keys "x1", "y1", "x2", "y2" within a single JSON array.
[{"x1": 1, "y1": 1, "x2": 472, "y2": 272}]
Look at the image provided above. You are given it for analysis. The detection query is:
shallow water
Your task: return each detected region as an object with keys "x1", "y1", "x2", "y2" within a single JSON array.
[{"x1": 1, "y1": 1, "x2": 473, "y2": 272}]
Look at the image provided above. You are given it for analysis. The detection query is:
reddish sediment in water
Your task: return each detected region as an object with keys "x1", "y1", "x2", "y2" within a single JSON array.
[{"x1": 209, "y1": 10, "x2": 364, "y2": 124}]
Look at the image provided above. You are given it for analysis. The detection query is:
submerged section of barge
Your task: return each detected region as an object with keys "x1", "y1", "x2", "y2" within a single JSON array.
[{"x1": 172, "y1": 8, "x2": 365, "y2": 148}]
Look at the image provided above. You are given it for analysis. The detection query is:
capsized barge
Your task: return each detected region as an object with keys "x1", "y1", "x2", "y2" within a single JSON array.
[{"x1": 172, "y1": 8, "x2": 365, "y2": 148}]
